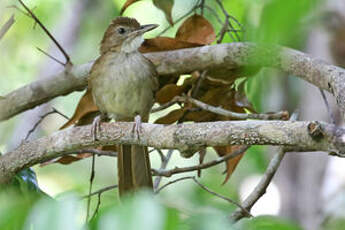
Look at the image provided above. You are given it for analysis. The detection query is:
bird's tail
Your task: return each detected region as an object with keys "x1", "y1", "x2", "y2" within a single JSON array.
[{"x1": 117, "y1": 118, "x2": 153, "y2": 197}]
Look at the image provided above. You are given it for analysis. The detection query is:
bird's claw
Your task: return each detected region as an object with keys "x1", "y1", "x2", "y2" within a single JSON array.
[
  {"x1": 91, "y1": 115, "x2": 102, "y2": 142},
  {"x1": 132, "y1": 115, "x2": 143, "y2": 140}
]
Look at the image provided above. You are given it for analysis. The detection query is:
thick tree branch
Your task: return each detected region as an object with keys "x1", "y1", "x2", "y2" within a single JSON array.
[
  {"x1": 1, "y1": 43, "x2": 345, "y2": 121},
  {"x1": 0, "y1": 120, "x2": 344, "y2": 184}
]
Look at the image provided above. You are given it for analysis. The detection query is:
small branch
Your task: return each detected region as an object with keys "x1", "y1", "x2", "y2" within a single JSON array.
[
  {"x1": 67, "y1": 149, "x2": 117, "y2": 157},
  {"x1": 204, "y1": 5, "x2": 226, "y2": 26},
  {"x1": 17, "y1": 0, "x2": 71, "y2": 65},
  {"x1": 177, "y1": 96, "x2": 289, "y2": 120},
  {"x1": 157, "y1": 0, "x2": 201, "y2": 36},
  {"x1": 215, "y1": 0, "x2": 241, "y2": 42},
  {"x1": 191, "y1": 177, "x2": 252, "y2": 217},
  {"x1": 153, "y1": 149, "x2": 174, "y2": 190},
  {"x1": 24, "y1": 107, "x2": 69, "y2": 141},
  {"x1": 319, "y1": 89, "x2": 335, "y2": 124},
  {"x1": 156, "y1": 149, "x2": 167, "y2": 163},
  {"x1": 36, "y1": 47, "x2": 65, "y2": 67},
  {"x1": 152, "y1": 146, "x2": 249, "y2": 177},
  {"x1": 192, "y1": 70, "x2": 208, "y2": 98},
  {"x1": 230, "y1": 111, "x2": 299, "y2": 222},
  {"x1": 151, "y1": 99, "x2": 180, "y2": 113},
  {"x1": 82, "y1": 184, "x2": 118, "y2": 199},
  {"x1": 85, "y1": 154, "x2": 96, "y2": 222},
  {"x1": 200, "y1": 0, "x2": 206, "y2": 15},
  {"x1": 230, "y1": 147, "x2": 287, "y2": 222},
  {"x1": 155, "y1": 176, "x2": 192, "y2": 193},
  {"x1": 90, "y1": 193, "x2": 101, "y2": 220},
  {"x1": 0, "y1": 14, "x2": 15, "y2": 41},
  {"x1": 156, "y1": 176, "x2": 252, "y2": 217}
]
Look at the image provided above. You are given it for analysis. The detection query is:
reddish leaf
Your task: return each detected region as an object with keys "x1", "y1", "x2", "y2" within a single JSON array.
[
  {"x1": 176, "y1": 14, "x2": 216, "y2": 45},
  {"x1": 154, "y1": 109, "x2": 184, "y2": 124},
  {"x1": 60, "y1": 89, "x2": 98, "y2": 129},
  {"x1": 120, "y1": 0, "x2": 142, "y2": 15},
  {"x1": 155, "y1": 84, "x2": 185, "y2": 104},
  {"x1": 153, "y1": 0, "x2": 174, "y2": 25},
  {"x1": 213, "y1": 145, "x2": 246, "y2": 184},
  {"x1": 139, "y1": 37, "x2": 202, "y2": 53}
]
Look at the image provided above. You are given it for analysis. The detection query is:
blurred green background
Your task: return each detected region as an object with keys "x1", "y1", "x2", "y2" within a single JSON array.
[{"x1": 1, "y1": 0, "x2": 344, "y2": 229}]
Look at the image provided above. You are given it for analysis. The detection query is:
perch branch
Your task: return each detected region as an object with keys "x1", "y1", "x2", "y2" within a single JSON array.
[
  {"x1": 1, "y1": 43, "x2": 345, "y2": 121},
  {"x1": 0, "y1": 120, "x2": 344, "y2": 184}
]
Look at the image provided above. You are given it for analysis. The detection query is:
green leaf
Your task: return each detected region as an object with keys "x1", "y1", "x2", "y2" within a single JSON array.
[
  {"x1": 15, "y1": 168, "x2": 40, "y2": 193},
  {"x1": 97, "y1": 191, "x2": 165, "y2": 230},
  {"x1": 23, "y1": 195, "x2": 84, "y2": 230},
  {"x1": 237, "y1": 215, "x2": 303, "y2": 230}
]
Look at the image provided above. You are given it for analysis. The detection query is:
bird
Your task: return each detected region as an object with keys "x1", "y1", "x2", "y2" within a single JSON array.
[{"x1": 88, "y1": 17, "x2": 159, "y2": 196}]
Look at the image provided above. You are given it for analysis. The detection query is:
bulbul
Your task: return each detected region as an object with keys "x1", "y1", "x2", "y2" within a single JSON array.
[{"x1": 88, "y1": 17, "x2": 159, "y2": 196}]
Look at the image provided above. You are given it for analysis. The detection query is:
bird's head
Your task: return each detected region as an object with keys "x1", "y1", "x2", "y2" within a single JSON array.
[{"x1": 100, "y1": 17, "x2": 158, "y2": 54}]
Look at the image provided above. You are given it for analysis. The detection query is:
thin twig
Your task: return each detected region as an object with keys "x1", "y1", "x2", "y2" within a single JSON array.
[
  {"x1": 192, "y1": 70, "x2": 208, "y2": 98},
  {"x1": 155, "y1": 176, "x2": 193, "y2": 193},
  {"x1": 153, "y1": 149, "x2": 174, "y2": 190},
  {"x1": 176, "y1": 96, "x2": 289, "y2": 120},
  {"x1": 215, "y1": 0, "x2": 242, "y2": 42},
  {"x1": 85, "y1": 154, "x2": 96, "y2": 222},
  {"x1": 156, "y1": 175, "x2": 252, "y2": 217},
  {"x1": 204, "y1": 5, "x2": 225, "y2": 25},
  {"x1": 0, "y1": 15, "x2": 15, "y2": 41},
  {"x1": 319, "y1": 89, "x2": 335, "y2": 124},
  {"x1": 90, "y1": 193, "x2": 101, "y2": 220},
  {"x1": 230, "y1": 148, "x2": 286, "y2": 222},
  {"x1": 24, "y1": 107, "x2": 69, "y2": 141},
  {"x1": 200, "y1": 0, "x2": 206, "y2": 15},
  {"x1": 17, "y1": 0, "x2": 71, "y2": 65},
  {"x1": 82, "y1": 184, "x2": 118, "y2": 199},
  {"x1": 152, "y1": 146, "x2": 249, "y2": 177},
  {"x1": 158, "y1": 0, "x2": 201, "y2": 36},
  {"x1": 36, "y1": 47, "x2": 65, "y2": 66},
  {"x1": 151, "y1": 99, "x2": 180, "y2": 113},
  {"x1": 156, "y1": 149, "x2": 167, "y2": 163},
  {"x1": 68, "y1": 149, "x2": 118, "y2": 157},
  {"x1": 191, "y1": 177, "x2": 252, "y2": 217},
  {"x1": 230, "y1": 111, "x2": 299, "y2": 222}
]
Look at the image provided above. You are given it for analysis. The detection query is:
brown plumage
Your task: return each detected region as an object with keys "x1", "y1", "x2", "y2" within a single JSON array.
[{"x1": 88, "y1": 17, "x2": 159, "y2": 196}]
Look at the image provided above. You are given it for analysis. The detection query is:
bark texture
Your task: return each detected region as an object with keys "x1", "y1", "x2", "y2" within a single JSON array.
[{"x1": 1, "y1": 43, "x2": 345, "y2": 121}]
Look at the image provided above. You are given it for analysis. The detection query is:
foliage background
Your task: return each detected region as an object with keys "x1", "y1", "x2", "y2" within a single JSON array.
[{"x1": 0, "y1": 0, "x2": 344, "y2": 229}]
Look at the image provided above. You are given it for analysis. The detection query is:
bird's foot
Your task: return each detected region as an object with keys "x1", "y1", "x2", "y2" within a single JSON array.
[
  {"x1": 91, "y1": 115, "x2": 102, "y2": 142},
  {"x1": 132, "y1": 115, "x2": 143, "y2": 140}
]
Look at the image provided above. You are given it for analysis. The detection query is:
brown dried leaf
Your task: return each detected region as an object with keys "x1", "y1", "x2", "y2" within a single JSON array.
[
  {"x1": 154, "y1": 109, "x2": 184, "y2": 124},
  {"x1": 198, "y1": 148, "x2": 207, "y2": 177},
  {"x1": 120, "y1": 0, "x2": 142, "y2": 15},
  {"x1": 60, "y1": 89, "x2": 98, "y2": 129},
  {"x1": 213, "y1": 145, "x2": 245, "y2": 184},
  {"x1": 155, "y1": 84, "x2": 185, "y2": 104},
  {"x1": 153, "y1": 0, "x2": 174, "y2": 25},
  {"x1": 139, "y1": 37, "x2": 202, "y2": 53},
  {"x1": 176, "y1": 14, "x2": 216, "y2": 45}
]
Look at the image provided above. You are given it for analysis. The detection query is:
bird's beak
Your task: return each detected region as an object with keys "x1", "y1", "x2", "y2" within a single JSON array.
[{"x1": 130, "y1": 24, "x2": 159, "y2": 37}]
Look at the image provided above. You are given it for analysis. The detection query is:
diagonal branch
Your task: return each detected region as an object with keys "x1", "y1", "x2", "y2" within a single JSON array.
[
  {"x1": 0, "y1": 14, "x2": 15, "y2": 41},
  {"x1": 0, "y1": 120, "x2": 344, "y2": 184},
  {"x1": 17, "y1": 0, "x2": 71, "y2": 65},
  {"x1": 230, "y1": 111, "x2": 299, "y2": 221},
  {"x1": 1, "y1": 43, "x2": 345, "y2": 121},
  {"x1": 152, "y1": 146, "x2": 248, "y2": 177}
]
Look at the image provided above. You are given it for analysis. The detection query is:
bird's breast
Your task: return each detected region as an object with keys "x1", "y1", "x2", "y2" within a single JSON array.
[{"x1": 89, "y1": 52, "x2": 157, "y2": 120}]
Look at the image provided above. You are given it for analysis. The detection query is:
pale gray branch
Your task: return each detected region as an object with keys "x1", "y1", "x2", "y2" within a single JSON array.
[
  {"x1": 0, "y1": 15, "x2": 15, "y2": 41},
  {"x1": 0, "y1": 120, "x2": 344, "y2": 184},
  {"x1": 1, "y1": 43, "x2": 345, "y2": 121}
]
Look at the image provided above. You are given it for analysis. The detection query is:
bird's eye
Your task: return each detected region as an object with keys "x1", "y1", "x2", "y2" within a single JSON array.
[{"x1": 117, "y1": 27, "x2": 126, "y2": 34}]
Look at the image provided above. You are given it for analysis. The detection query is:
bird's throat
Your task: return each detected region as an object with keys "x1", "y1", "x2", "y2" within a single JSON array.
[{"x1": 121, "y1": 36, "x2": 144, "y2": 53}]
